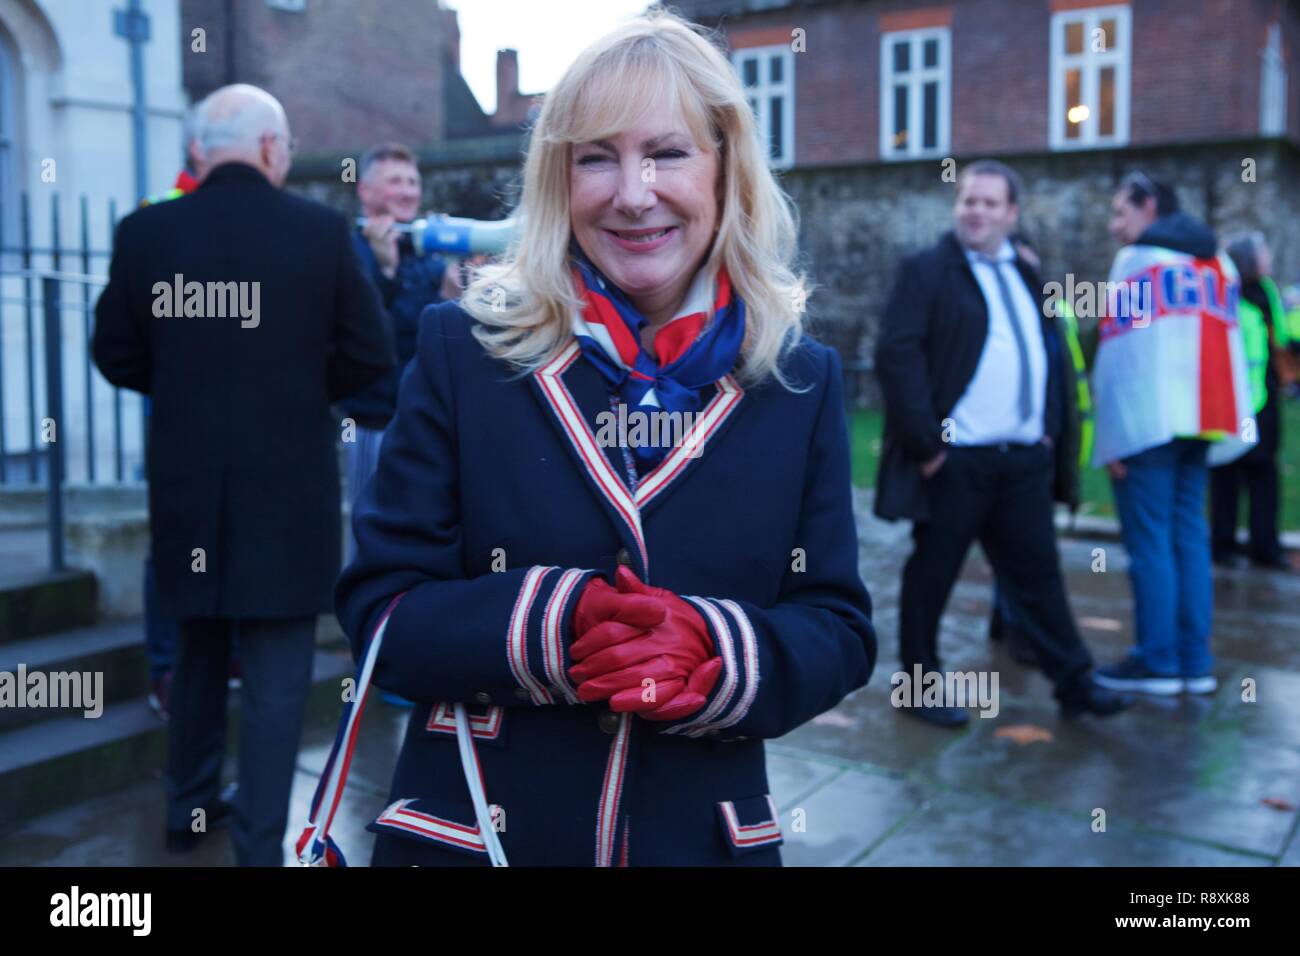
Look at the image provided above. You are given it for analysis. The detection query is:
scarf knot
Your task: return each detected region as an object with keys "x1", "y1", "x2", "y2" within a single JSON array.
[{"x1": 569, "y1": 249, "x2": 745, "y2": 472}]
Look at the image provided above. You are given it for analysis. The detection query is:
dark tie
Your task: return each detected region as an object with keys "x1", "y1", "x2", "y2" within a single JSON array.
[{"x1": 983, "y1": 255, "x2": 1034, "y2": 423}]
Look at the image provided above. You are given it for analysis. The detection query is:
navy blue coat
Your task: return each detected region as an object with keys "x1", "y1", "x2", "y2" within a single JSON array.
[
  {"x1": 335, "y1": 301, "x2": 875, "y2": 866},
  {"x1": 336, "y1": 231, "x2": 448, "y2": 430}
]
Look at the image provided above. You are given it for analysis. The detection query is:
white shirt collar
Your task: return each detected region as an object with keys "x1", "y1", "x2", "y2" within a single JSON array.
[{"x1": 964, "y1": 238, "x2": 1016, "y2": 266}]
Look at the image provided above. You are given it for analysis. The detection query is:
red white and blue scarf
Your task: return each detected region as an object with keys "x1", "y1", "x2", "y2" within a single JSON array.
[{"x1": 569, "y1": 247, "x2": 745, "y2": 473}]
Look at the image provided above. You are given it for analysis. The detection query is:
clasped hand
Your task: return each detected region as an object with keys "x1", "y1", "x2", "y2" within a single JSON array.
[{"x1": 568, "y1": 566, "x2": 722, "y2": 722}]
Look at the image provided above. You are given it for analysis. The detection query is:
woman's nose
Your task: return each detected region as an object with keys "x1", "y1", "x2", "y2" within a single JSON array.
[{"x1": 611, "y1": 159, "x2": 657, "y2": 218}]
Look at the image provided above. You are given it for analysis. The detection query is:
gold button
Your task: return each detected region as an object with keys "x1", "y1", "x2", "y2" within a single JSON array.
[
  {"x1": 474, "y1": 691, "x2": 491, "y2": 705},
  {"x1": 616, "y1": 548, "x2": 632, "y2": 567},
  {"x1": 598, "y1": 711, "x2": 620, "y2": 734}
]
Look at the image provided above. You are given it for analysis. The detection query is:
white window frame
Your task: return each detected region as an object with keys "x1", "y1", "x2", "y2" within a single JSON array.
[
  {"x1": 1260, "y1": 22, "x2": 1287, "y2": 136},
  {"x1": 1049, "y1": 4, "x2": 1131, "y2": 150},
  {"x1": 879, "y1": 27, "x2": 951, "y2": 161},
  {"x1": 732, "y1": 44, "x2": 795, "y2": 169}
]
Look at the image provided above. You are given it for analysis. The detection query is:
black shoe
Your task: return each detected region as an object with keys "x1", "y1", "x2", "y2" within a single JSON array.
[
  {"x1": 1060, "y1": 681, "x2": 1135, "y2": 719},
  {"x1": 1212, "y1": 552, "x2": 1244, "y2": 569},
  {"x1": 165, "y1": 797, "x2": 233, "y2": 853},
  {"x1": 899, "y1": 704, "x2": 970, "y2": 728}
]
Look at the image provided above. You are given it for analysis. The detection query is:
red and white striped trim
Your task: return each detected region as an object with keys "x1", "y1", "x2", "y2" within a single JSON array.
[
  {"x1": 594, "y1": 713, "x2": 632, "y2": 867},
  {"x1": 305, "y1": 592, "x2": 404, "y2": 858},
  {"x1": 507, "y1": 566, "x2": 555, "y2": 705},
  {"x1": 707, "y1": 599, "x2": 760, "y2": 731},
  {"x1": 634, "y1": 375, "x2": 743, "y2": 509},
  {"x1": 425, "y1": 701, "x2": 504, "y2": 739},
  {"x1": 536, "y1": 345, "x2": 648, "y2": 573},
  {"x1": 718, "y1": 796, "x2": 782, "y2": 849},
  {"x1": 373, "y1": 798, "x2": 489, "y2": 854},
  {"x1": 665, "y1": 597, "x2": 739, "y2": 738},
  {"x1": 542, "y1": 568, "x2": 587, "y2": 705}
]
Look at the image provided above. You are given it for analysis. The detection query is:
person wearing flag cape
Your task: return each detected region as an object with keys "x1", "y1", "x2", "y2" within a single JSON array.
[
  {"x1": 310, "y1": 10, "x2": 875, "y2": 867},
  {"x1": 1091, "y1": 173, "x2": 1253, "y2": 698}
]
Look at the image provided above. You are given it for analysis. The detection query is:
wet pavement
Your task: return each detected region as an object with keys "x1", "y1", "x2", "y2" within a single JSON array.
[{"x1": 4, "y1": 488, "x2": 1299, "y2": 866}]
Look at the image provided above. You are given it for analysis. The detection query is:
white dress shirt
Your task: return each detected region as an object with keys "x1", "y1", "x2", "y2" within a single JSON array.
[{"x1": 948, "y1": 239, "x2": 1048, "y2": 446}]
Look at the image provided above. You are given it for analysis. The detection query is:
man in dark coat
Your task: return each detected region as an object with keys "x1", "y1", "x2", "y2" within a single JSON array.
[
  {"x1": 874, "y1": 160, "x2": 1129, "y2": 727},
  {"x1": 92, "y1": 84, "x2": 394, "y2": 865}
]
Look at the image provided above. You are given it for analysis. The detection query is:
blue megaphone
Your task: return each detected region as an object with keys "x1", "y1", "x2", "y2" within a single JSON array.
[{"x1": 356, "y1": 214, "x2": 520, "y2": 256}]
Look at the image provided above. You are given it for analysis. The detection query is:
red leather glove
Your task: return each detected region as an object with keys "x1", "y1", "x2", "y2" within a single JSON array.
[{"x1": 569, "y1": 566, "x2": 722, "y2": 721}]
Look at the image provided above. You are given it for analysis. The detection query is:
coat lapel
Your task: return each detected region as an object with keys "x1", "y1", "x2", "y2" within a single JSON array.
[
  {"x1": 632, "y1": 374, "x2": 744, "y2": 516},
  {"x1": 533, "y1": 343, "x2": 649, "y2": 572},
  {"x1": 532, "y1": 344, "x2": 747, "y2": 573}
]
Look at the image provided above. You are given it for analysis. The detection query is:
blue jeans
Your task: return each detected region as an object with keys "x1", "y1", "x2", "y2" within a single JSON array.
[{"x1": 1110, "y1": 438, "x2": 1214, "y2": 676}]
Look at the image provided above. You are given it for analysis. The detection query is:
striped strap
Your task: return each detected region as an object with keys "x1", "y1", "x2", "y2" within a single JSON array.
[{"x1": 295, "y1": 595, "x2": 507, "y2": 867}]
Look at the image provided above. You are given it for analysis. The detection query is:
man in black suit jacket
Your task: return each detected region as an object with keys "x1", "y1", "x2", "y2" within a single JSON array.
[
  {"x1": 93, "y1": 84, "x2": 394, "y2": 865},
  {"x1": 874, "y1": 160, "x2": 1129, "y2": 727}
]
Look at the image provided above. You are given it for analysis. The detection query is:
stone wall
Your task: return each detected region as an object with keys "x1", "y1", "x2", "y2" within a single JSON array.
[
  {"x1": 782, "y1": 138, "x2": 1300, "y2": 385},
  {"x1": 287, "y1": 134, "x2": 524, "y2": 223},
  {"x1": 288, "y1": 136, "x2": 1300, "y2": 405}
]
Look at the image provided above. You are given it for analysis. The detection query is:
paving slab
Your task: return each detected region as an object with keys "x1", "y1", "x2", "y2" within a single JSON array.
[
  {"x1": 860, "y1": 790, "x2": 1262, "y2": 866},
  {"x1": 777, "y1": 768, "x2": 933, "y2": 867},
  {"x1": 927, "y1": 700, "x2": 1300, "y2": 858}
]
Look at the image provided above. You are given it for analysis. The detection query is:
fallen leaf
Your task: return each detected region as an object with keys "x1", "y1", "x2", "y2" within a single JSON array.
[
  {"x1": 1079, "y1": 616, "x2": 1124, "y2": 632},
  {"x1": 995, "y1": 724, "x2": 1054, "y2": 745},
  {"x1": 1261, "y1": 797, "x2": 1296, "y2": 812},
  {"x1": 811, "y1": 711, "x2": 855, "y2": 728}
]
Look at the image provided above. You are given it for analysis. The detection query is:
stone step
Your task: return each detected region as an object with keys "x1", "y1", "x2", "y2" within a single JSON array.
[
  {"x1": 0, "y1": 568, "x2": 98, "y2": 643},
  {"x1": 0, "y1": 647, "x2": 355, "y2": 829},
  {"x1": 0, "y1": 618, "x2": 149, "y2": 732}
]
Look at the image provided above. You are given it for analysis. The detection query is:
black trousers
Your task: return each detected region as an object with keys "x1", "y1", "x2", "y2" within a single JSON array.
[
  {"x1": 1209, "y1": 393, "x2": 1282, "y2": 563},
  {"x1": 164, "y1": 615, "x2": 316, "y2": 866},
  {"x1": 899, "y1": 443, "x2": 1093, "y2": 697}
]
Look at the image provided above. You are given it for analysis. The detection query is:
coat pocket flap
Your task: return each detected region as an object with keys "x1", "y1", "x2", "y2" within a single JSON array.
[
  {"x1": 368, "y1": 797, "x2": 491, "y2": 858},
  {"x1": 422, "y1": 701, "x2": 508, "y2": 747},
  {"x1": 715, "y1": 794, "x2": 783, "y2": 856}
]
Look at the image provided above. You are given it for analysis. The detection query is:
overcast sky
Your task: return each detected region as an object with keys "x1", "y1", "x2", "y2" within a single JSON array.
[{"x1": 455, "y1": 0, "x2": 654, "y2": 114}]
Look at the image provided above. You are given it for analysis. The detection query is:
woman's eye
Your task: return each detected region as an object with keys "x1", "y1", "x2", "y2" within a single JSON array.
[
  {"x1": 576, "y1": 154, "x2": 608, "y2": 166},
  {"x1": 654, "y1": 149, "x2": 687, "y2": 160}
]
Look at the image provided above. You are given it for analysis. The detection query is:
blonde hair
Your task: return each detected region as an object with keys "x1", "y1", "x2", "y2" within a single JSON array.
[{"x1": 461, "y1": 8, "x2": 807, "y2": 387}]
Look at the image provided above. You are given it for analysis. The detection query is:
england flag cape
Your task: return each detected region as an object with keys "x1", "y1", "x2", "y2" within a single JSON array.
[{"x1": 1090, "y1": 243, "x2": 1254, "y2": 468}]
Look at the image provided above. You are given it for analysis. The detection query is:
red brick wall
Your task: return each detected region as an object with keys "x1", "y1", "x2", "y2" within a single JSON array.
[
  {"x1": 1130, "y1": 0, "x2": 1259, "y2": 145},
  {"x1": 725, "y1": 7, "x2": 875, "y2": 167},
  {"x1": 181, "y1": 0, "x2": 448, "y2": 158},
  {"x1": 1283, "y1": 0, "x2": 1300, "y2": 142},
  {"x1": 949, "y1": 0, "x2": 1051, "y2": 154}
]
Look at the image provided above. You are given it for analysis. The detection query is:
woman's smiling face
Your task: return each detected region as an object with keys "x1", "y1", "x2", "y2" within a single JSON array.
[{"x1": 569, "y1": 94, "x2": 720, "y2": 323}]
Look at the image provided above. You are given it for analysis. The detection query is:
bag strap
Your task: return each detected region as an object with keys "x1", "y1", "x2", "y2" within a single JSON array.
[{"x1": 295, "y1": 594, "x2": 508, "y2": 867}]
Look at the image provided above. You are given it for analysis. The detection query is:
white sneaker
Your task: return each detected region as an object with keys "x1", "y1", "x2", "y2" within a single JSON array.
[{"x1": 1182, "y1": 675, "x2": 1217, "y2": 694}]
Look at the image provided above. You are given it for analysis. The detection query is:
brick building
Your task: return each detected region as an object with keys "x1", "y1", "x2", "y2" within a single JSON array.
[
  {"x1": 667, "y1": 0, "x2": 1300, "y2": 374},
  {"x1": 180, "y1": 0, "x2": 497, "y2": 156},
  {"x1": 676, "y1": 0, "x2": 1297, "y2": 164}
]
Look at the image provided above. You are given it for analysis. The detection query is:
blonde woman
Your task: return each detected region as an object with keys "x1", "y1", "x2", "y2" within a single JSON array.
[{"x1": 333, "y1": 10, "x2": 874, "y2": 867}]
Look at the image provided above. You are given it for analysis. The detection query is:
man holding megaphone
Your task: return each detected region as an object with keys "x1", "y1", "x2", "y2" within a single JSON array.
[{"x1": 342, "y1": 143, "x2": 462, "y2": 567}]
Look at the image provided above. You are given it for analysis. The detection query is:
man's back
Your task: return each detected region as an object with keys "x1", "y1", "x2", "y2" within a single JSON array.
[{"x1": 93, "y1": 161, "x2": 393, "y2": 619}]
